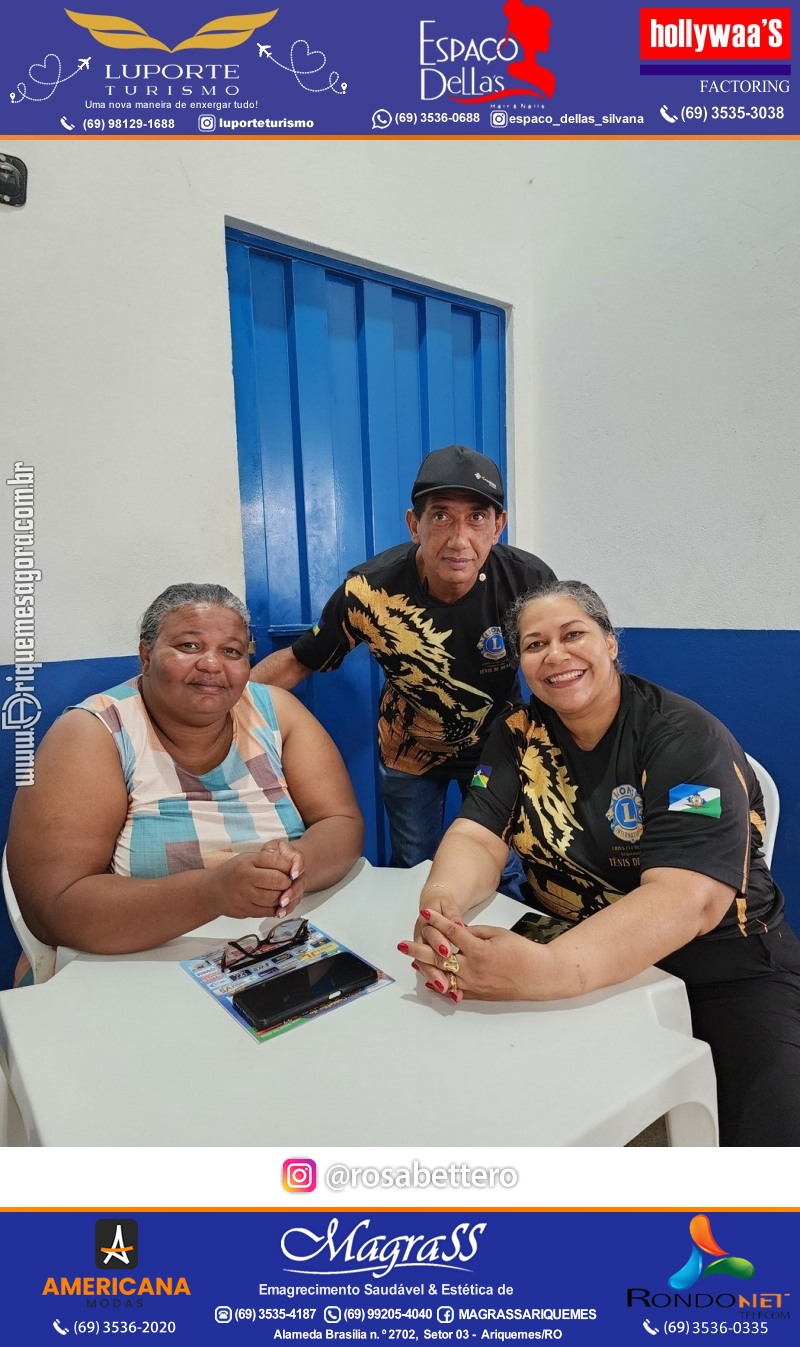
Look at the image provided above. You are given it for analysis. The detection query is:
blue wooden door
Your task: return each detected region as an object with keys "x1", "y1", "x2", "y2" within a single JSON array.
[{"x1": 226, "y1": 231, "x2": 506, "y2": 863}]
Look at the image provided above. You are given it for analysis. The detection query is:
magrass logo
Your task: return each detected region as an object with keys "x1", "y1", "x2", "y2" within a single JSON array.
[
  {"x1": 669, "y1": 1214, "x2": 754, "y2": 1290},
  {"x1": 96, "y1": 1219, "x2": 138, "y2": 1270}
]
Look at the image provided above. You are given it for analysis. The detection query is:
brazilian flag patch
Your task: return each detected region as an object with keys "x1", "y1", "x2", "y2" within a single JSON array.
[
  {"x1": 312, "y1": 617, "x2": 325, "y2": 636},
  {"x1": 471, "y1": 765, "x2": 493, "y2": 790},
  {"x1": 668, "y1": 784, "x2": 722, "y2": 817}
]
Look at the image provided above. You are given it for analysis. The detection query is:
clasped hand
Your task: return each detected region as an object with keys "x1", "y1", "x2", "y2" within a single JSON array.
[
  {"x1": 399, "y1": 905, "x2": 539, "y2": 1003},
  {"x1": 206, "y1": 839, "x2": 306, "y2": 920}
]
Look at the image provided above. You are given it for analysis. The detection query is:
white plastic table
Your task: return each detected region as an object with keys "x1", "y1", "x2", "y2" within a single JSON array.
[{"x1": 0, "y1": 860, "x2": 718, "y2": 1146}]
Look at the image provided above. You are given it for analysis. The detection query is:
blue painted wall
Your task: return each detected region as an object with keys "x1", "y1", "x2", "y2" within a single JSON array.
[{"x1": 1, "y1": 630, "x2": 797, "y2": 988}]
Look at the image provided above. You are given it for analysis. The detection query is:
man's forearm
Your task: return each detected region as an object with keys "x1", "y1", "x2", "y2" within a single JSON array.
[{"x1": 250, "y1": 647, "x2": 312, "y2": 688}]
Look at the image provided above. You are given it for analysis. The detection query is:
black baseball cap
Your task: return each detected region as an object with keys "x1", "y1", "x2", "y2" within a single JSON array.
[{"x1": 411, "y1": 445, "x2": 505, "y2": 510}]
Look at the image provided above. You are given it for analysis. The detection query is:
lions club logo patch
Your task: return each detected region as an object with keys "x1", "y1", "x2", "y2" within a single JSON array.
[
  {"x1": 606, "y1": 783, "x2": 643, "y2": 843},
  {"x1": 477, "y1": 626, "x2": 506, "y2": 661}
]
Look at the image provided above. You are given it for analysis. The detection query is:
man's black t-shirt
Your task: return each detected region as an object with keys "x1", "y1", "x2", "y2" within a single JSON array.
[
  {"x1": 460, "y1": 673, "x2": 783, "y2": 940},
  {"x1": 292, "y1": 542, "x2": 555, "y2": 779}
]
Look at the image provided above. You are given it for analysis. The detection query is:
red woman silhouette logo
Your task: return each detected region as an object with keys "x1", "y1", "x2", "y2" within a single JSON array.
[
  {"x1": 503, "y1": 0, "x2": 556, "y2": 99},
  {"x1": 449, "y1": 1, "x2": 556, "y2": 105}
]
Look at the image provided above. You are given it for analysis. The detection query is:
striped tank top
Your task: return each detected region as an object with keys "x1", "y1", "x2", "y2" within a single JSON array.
[{"x1": 70, "y1": 679, "x2": 305, "y2": 878}]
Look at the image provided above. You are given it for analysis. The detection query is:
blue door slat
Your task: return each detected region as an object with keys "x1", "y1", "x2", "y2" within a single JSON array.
[
  {"x1": 392, "y1": 292, "x2": 424, "y2": 519},
  {"x1": 421, "y1": 297, "x2": 456, "y2": 450},
  {"x1": 452, "y1": 308, "x2": 478, "y2": 448},
  {"x1": 478, "y1": 310, "x2": 503, "y2": 461},
  {"x1": 359, "y1": 279, "x2": 402, "y2": 557},
  {"x1": 290, "y1": 260, "x2": 341, "y2": 617},
  {"x1": 226, "y1": 239, "x2": 271, "y2": 645},
  {"x1": 250, "y1": 252, "x2": 307, "y2": 634},
  {"x1": 325, "y1": 274, "x2": 369, "y2": 575}
]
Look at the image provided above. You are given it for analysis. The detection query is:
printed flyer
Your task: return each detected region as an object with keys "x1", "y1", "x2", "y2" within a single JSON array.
[{"x1": 1, "y1": 0, "x2": 799, "y2": 1245}]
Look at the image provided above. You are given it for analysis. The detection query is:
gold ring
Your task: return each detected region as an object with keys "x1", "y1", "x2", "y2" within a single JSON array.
[
  {"x1": 442, "y1": 953, "x2": 460, "y2": 974},
  {"x1": 449, "y1": 972, "x2": 459, "y2": 992}
]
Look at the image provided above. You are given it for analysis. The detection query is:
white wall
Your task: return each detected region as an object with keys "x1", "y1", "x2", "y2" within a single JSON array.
[{"x1": 1, "y1": 139, "x2": 798, "y2": 663}]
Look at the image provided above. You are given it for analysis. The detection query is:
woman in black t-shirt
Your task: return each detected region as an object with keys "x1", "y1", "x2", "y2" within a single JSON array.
[{"x1": 399, "y1": 579, "x2": 800, "y2": 1146}]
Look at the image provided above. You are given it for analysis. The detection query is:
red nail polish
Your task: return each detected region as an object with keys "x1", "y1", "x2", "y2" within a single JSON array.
[
  {"x1": 449, "y1": 991, "x2": 459, "y2": 1002},
  {"x1": 420, "y1": 909, "x2": 431, "y2": 920},
  {"x1": 438, "y1": 943, "x2": 449, "y2": 957},
  {"x1": 397, "y1": 942, "x2": 409, "y2": 953},
  {"x1": 410, "y1": 961, "x2": 419, "y2": 971},
  {"x1": 434, "y1": 980, "x2": 446, "y2": 992},
  {"x1": 425, "y1": 981, "x2": 436, "y2": 991}
]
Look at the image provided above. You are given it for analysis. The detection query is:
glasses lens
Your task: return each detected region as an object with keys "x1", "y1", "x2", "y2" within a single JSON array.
[
  {"x1": 222, "y1": 934, "x2": 259, "y2": 969},
  {"x1": 266, "y1": 918, "x2": 305, "y2": 945}
]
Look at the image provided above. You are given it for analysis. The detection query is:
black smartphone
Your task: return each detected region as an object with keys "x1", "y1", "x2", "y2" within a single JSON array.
[
  {"x1": 510, "y1": 910, "x2": 573, "y2": 945},
  {"x1": 232, "y1": 952, "x2": 379, "y2": 1030}
]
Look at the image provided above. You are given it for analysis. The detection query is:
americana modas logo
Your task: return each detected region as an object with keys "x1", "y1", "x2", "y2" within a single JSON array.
[
  {"x1": 65, "y1": 8, "x2": 278, "y2": 52},
  {"x1": 95, "y1": 1219, "x2": 138, "y2": 1270}
]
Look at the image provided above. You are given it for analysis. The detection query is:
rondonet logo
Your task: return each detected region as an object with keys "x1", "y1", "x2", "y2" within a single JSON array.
[
  {"x1": 281, "y1": 1217, "x2": 487, "y2": 1279},
  {"x1": 625, "y1": 1215, "x2": 795, "y2": 1313}
]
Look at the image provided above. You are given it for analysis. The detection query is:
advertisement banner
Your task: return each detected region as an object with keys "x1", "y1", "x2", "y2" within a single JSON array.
[
  {"x1": 0, "y1": 0, "x2": 796, "y2": 141},
  {"x1": 1, "y1": 1208, "x2": 797, "y2": 1342}
]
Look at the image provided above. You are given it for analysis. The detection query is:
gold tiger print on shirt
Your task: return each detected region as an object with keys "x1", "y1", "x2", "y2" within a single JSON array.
[
  {"x1": 344, "y1": 575, "x2": 494, "y2": 773},
  {"x1": 503, "y1": 709, "x2": 623, "y2": 922}
]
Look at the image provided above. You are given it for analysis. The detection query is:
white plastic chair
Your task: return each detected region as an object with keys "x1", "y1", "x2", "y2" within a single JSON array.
[
  {"x1": 2, "y1": 847, "x2": 56, "y2": 984},
  {"x1": 745, "y1": 754, "x2": 780, "y2": 868},
  {"x1": 0, "y1": 1051, "x2": 27, "y2": 1146}
]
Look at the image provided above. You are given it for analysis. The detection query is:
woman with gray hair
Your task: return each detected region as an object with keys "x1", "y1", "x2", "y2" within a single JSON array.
[
  {"x1": 399, "y1": 579, "x2": 800, "y2": 1146},
  {"x1": 8, "y1": 583, "x2": 363, "y2": 957}
]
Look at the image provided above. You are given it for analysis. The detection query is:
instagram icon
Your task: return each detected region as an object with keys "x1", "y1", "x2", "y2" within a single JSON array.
[{"x1": 283, "y1": 1158, "x2": 317, "y2": 1192}]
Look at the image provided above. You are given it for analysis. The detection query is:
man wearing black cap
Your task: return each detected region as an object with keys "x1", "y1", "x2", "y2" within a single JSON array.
[{"x1": 251, "y1": 445, "x2": 555, "y2": 869}]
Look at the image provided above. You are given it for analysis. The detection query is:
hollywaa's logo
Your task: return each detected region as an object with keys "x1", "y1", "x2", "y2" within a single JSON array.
[
  {"x1": 420, "y1": 0, "x2": 556, "y2": 104},
  {"x1": 65, "y1": 7, "x2": 278, "y2": 51},
  {"x1": 281, "y1": 1217, "x2": 486, "y2": 1280}
]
